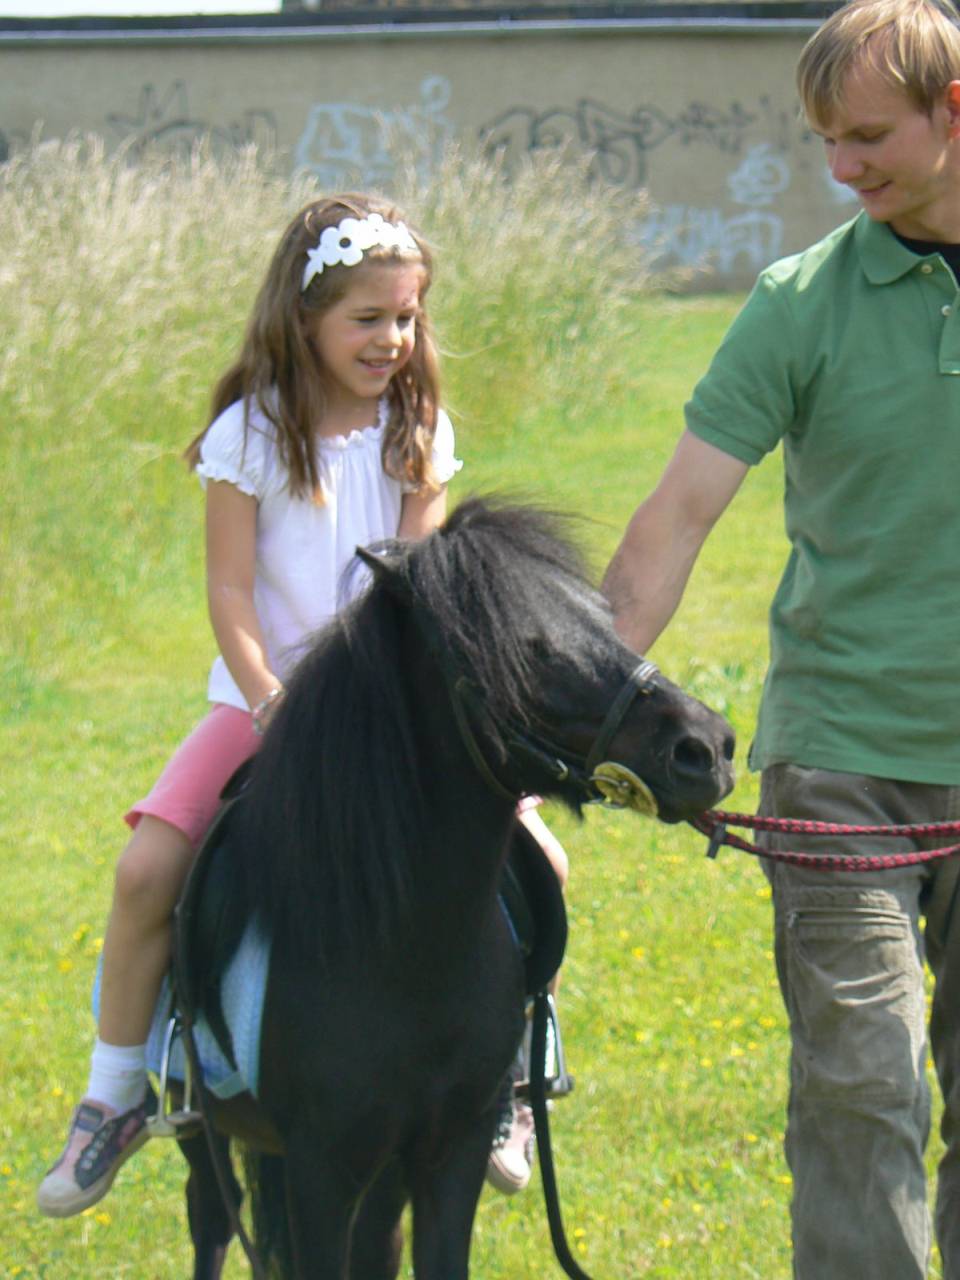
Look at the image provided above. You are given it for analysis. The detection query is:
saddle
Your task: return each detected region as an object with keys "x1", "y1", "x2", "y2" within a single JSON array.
[
  {"x1": 163, "y1": 768, "x2": 569, "y2": 1108},
  {"x1": 499, "y1": 816, "x2": 568, "y2": 998}
]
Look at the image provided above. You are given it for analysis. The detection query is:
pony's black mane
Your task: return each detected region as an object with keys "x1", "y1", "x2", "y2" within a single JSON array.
[{"x1": 233, "y1": 498, "x2": 595, "y2": 961}]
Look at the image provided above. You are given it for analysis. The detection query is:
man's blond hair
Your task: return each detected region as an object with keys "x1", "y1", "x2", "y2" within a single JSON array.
[{"x1": 797, "y1": 0, "x2": 960, "y2": 123}]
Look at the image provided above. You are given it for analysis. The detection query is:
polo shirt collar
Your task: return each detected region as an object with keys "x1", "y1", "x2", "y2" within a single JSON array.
[{"x1": 855, "y1": 211, "x2": 933, "y2": 283}]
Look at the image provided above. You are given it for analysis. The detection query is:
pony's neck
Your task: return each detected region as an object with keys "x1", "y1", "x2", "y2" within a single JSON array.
[
  {"x1": 395, "y1": 634, "x2": 521, "y2": 913},
  {"x1": 397, "y1": 793, "x2": 519, "y2": 973}
]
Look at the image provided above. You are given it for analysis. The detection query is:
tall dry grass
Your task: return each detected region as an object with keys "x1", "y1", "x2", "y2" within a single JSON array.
[
  {"x1": 1, "y1": 136, "x2": 659, "y2": 695},
  {"x1": 400, "y1": 146, "x2": 656, "y2": 436},
  {"x1": 2, "y1": 138, "x2": 310, "y2": 695}
]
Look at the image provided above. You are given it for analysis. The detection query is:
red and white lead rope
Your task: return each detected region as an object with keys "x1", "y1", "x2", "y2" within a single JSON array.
[{"x1": 691, "y1": 809, "x2": 960, "y2": 872}]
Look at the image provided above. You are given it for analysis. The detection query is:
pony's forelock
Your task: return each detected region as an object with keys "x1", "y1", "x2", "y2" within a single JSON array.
[{"x1": 407, "y1": 499, "x2": 593, "y2": 730}]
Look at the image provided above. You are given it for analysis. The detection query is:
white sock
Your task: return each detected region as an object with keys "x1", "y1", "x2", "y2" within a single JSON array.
[{"x1": 86, "y1": 1039, "x2": 148, "y2": 1113}]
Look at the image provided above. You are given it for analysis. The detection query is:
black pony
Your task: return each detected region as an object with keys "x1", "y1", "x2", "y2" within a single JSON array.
[{"x1": 174, "y1": 498, "x2": 735, "y2": 1279}]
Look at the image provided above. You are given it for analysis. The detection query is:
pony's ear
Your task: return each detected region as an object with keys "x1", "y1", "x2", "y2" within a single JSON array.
[{"x1": 355, "y1": 544, "x2": 412, "y2": 599}]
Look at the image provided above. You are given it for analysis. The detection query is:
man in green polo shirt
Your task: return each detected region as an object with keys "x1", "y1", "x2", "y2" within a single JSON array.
[{"x1": 603, "y1": 0, "x2": 960, "y2": 1275}]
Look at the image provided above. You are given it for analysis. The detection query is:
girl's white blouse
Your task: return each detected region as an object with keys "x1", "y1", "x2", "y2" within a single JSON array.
[{"x1": 196, "y1": 397, "x2": 461, "y2": 711}]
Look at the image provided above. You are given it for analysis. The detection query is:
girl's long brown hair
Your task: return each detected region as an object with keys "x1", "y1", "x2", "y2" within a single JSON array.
[{"x1": 184, "y1": 193, "x2": 441, "y2": 501}]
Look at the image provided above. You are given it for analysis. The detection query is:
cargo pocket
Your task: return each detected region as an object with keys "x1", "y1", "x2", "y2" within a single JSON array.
[{"x1": 783, "y1": 886, "x2": 924, "y2": 1104}]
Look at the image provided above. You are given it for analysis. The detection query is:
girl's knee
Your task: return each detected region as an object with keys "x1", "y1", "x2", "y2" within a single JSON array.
[
  {"x1": 113, "y1": 819, "x2": 194, "y2": 919},
  {"x1": 542, "y1": 835, "x2": 569, "y2": 889},
  {"x1": 517, "y1": 808, "x2": 569, "y2": 889}
]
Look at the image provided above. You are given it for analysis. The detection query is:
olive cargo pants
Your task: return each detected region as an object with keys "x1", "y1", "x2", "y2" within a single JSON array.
[{"x1": 759, "y1": 765, "x2": 960, "y2": 1280}]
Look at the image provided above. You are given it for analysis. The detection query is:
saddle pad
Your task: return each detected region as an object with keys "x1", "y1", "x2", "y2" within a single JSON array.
[{"x1": 92, "y1": 919, "x2": 271, "y2": 1100}]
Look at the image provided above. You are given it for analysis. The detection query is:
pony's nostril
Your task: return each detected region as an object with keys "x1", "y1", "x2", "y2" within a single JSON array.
[
  {"x1": 723, "y1": 734, "x2": 735, "y2": 762},
  {"x1": 672, "y1": 736, "x2": 715, "y2": 775}
]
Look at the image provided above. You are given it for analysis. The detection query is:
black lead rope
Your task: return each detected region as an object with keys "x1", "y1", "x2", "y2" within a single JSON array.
[{"x1": 529, "y1": 989, "x2": 597, "y2": 1280}]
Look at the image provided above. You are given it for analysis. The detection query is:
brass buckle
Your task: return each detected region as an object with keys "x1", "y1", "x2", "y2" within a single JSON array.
[{"x1": 589, "y1": 761, "x2": 658, "y2": 817}]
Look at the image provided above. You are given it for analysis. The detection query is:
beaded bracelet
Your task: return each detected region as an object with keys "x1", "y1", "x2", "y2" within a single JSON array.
[{"x1": 251, "y1": 686, "x2": 284, "y2": 736}]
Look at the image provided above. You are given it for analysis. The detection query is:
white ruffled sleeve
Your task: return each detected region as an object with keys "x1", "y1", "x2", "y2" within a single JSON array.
[
  {"x1": 195, "y1": 400, "x2": 268, "y2": 499},
  {"x1": 430, "y1": 409, "x2": 463, "y2": 486}
]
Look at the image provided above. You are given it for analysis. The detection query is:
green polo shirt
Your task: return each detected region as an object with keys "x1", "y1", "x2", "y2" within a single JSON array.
[{"x1": 686, "y1": 213, "x2": 960, "y2": 783}]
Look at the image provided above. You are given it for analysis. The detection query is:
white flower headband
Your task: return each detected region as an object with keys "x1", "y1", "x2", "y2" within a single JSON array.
[{"x1": 301, "y1": 213, "x2": 420, "y2": 292}]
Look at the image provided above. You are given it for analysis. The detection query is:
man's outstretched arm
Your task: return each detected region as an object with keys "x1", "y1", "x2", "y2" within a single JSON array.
[{"x1": 602, "y1": 430, "x2": 749, "y2": 654}]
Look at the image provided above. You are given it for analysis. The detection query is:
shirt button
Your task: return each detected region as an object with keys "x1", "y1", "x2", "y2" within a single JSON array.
[{"x1": 922, "y1": 263, "x2": 934, "y2": 273}]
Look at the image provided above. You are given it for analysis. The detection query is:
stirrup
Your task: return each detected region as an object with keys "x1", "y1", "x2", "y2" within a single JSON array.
[
  {"x1": 146, "y1": 1014, "x2": 203, "y2": 1137},
  {"x1": 514, "y1": 993, "x2": 575, "y2": 1101}
]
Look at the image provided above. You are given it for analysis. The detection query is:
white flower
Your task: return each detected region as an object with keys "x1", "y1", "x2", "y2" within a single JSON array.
[
  {"x1": 390, "y1": 221, "x2": 418, "y2": 252},
  {"x1": 354, "y1": 214, "x2": 385, "y2": 248},
  {"x1": 332, "y1": 218, "x2": 371, "y2": 261}
]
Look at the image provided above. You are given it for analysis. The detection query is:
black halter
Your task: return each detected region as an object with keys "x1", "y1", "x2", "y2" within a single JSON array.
[{"x1": 448, "y1": 659, "x2": 661, "y2": 812}]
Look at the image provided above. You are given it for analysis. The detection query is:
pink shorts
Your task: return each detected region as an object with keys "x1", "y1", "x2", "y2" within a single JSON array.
[{"x1": 125, "y1": 704, "x2": 260, "y2": 848}]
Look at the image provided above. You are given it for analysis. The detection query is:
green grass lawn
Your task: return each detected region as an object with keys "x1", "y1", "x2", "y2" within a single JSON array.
[
  {"x1": 1, "y1": 292, "x2": 807, "y2": 1280},
  {"x1": 0, "y1": 144, "x2": 945, "y2": 1278}
]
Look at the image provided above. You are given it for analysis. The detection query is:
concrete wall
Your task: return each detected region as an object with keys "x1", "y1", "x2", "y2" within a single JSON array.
[{"x1": 0, "y1": 14, "x2": 856, "y2": 289}]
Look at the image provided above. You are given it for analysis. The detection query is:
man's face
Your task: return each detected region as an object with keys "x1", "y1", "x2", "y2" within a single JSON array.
[{"x1": 812, "y1": 65, "x2": 960, "y2": 240}]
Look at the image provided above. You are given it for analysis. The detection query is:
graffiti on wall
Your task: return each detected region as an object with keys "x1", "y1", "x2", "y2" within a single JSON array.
[
  {"x1": 726, "y1": 141, "x2": 791, "y2": 207},
  {"x1": 293, "y1": 75, "x2": 452, "y2": 188},
  {"x1": 479, "y1": 97, "x2": 757, "y2": 189},
  {"x1": 478, "y1": 94, "x2": 810, "y2": 276},
  {"x1": 107, "y1": 81, "x2": 278, "y2": 158},
  {"x1": 639, "y1": 206, "x2": 785, "y2": 275},
  {"x1": 91, "y1": 77, "x2": 831, "y2": 280},
  {"x1": 640, "y1": 142, "x2": 792, "y2": 273},
  {"x1": 288, "y1": 83, "x2": 787, "y2": 276}
]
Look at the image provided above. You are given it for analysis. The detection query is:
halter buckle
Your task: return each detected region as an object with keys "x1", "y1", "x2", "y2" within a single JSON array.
[{"x1": 589, "y1": 761, "x2": 658, "y2": 816}]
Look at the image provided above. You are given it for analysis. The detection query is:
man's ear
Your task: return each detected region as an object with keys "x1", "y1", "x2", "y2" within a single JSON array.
[
  {"x1": 355, "y1": 543, "x2": 412, "y2": 599},
  {"x1": 946, "y1": 80, "x2": 960, "y2": 138}
]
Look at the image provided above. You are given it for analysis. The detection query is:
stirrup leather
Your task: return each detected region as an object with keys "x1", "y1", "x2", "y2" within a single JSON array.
[{"x1": 514, "y1": 993, "x2": 574, "y2": 1101}]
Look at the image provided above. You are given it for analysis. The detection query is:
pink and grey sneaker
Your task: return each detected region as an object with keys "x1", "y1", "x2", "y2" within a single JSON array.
[
  {"x1": 37, "y1": 1085, "x2": 157, "y2": 1217},
  {"x1": 485, "y1": 1081, "x2": 536, "y2": 1195}
]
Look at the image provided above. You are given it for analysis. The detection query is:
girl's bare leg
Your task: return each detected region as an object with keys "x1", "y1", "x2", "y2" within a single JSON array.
[
  {"x1": 98, "y1": 814, "x2": 195, "y2": 1044},
  {"x1": 37, "y1": 815, "x2": 196, "y2": 1218}
]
